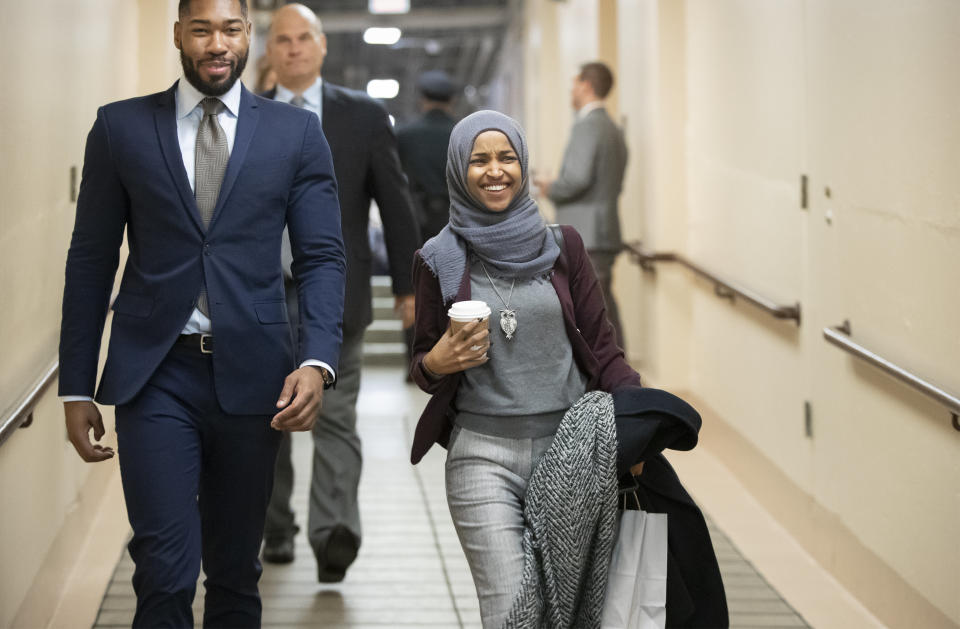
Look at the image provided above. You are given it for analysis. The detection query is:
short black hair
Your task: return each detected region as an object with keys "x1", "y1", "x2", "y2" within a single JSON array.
[
  {"x1": 578, "y1": 62, "x2": 614, "y2": 99},
  {"x1": 179, "y1": 0, "x2": 249, "y2": 18}
]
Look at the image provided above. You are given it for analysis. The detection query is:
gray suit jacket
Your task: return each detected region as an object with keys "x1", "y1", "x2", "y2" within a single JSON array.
[{"x1": 548, "y1": 107, "x2": 627, "y2": 251}]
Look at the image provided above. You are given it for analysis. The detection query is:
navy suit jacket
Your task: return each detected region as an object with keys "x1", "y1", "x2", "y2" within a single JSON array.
[{"x1": 59, "y1": 82, "x2": 346, "y2": 416}]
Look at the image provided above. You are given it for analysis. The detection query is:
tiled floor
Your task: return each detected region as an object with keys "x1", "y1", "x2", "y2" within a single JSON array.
[{"x1": 94, "y1": 366, "x2": 809, "y2": 628}]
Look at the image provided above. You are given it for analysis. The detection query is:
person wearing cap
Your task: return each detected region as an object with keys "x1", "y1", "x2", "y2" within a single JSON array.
[
  {"x1": 397, "y1": 70, "x2": 459, "y2": 243},
  {"x1": 396, "y1": 71, "x2": 459, "y2": 378}
]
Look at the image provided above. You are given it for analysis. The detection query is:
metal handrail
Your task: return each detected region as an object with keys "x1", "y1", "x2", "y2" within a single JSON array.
[
  {"x1": 0, "y1": 360, "x2": 59, "y2": 447},
  {"x1": 824, "y1": 321, "x2": 960, "y2": 431},
  {"x1": 622, "y1": 241, "x2": 802, "y2": 325}
]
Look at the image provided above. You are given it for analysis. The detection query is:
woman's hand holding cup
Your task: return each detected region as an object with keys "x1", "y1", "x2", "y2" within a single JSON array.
[
  {"x1": 423, "y1": 319, "x2": 491, "y2": 376},
  {"x1": 423, "y1": 301, "x2": 492, "y2": 377}
]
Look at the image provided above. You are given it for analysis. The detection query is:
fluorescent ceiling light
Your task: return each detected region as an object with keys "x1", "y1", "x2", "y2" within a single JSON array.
[
  {"x1": 369, "y1": 0, "x2": 410, "y2": 14},
  {"x1": 367, "y1": 79, "x2": 400, "y2": 99},
  {"x1": 363, "y1": 27, "x2": 402, "y2": 45}
]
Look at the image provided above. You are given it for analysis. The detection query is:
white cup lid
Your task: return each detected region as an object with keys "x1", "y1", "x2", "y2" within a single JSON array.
[{"x1": 448, "y1": 300, "x2": 491, "y2": 321}]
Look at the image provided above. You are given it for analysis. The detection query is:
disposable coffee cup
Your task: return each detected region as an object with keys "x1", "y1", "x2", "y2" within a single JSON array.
[{"x1": 448, "y1": 301, "x2": 491, "y2": 335}]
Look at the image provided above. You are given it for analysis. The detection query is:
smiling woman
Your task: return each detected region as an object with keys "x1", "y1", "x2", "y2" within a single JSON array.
[
  {"x1": 174, "y1": 0, "x2": 251, "y2": 96},
  {"x1": 466, "y1": 130, "x2": 522, "y2": 213},
  {"x1": 408, "y1": 110, "x2": 642, "y2": 628}
]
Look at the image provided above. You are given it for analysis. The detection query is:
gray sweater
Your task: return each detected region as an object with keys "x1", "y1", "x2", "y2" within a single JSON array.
[{"x1": 454, "y1": 261, "x2": 588, "y2": 438}]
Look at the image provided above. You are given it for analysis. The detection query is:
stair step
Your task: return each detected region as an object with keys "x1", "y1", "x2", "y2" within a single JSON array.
[
  {"x1": 372, "y1": 296, "x2": 399, "y2": 320},
  {"x1": 362, "y1": 342, "x2": 407, "y2": 366},
  {"x1": 364, "y1": 319, "x2": 405, "y2": 343},
  {"x1": 371, "y1": 275, "x2": 393, "y2": 299}
]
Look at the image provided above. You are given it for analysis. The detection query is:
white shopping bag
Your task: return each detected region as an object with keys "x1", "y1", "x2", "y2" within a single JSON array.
[{"x1": 601, "y1": 499, "x2": 669, "y2": 629}]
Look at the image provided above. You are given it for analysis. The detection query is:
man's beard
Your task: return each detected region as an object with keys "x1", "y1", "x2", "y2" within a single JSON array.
[{"x1": 181, "y1": 49, "x2": 249, "y2": 96}]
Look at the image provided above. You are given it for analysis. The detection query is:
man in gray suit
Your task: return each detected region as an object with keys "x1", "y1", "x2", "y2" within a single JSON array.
[{"x1": 535, "y1": 62, "x2": 627, "y2": 348}]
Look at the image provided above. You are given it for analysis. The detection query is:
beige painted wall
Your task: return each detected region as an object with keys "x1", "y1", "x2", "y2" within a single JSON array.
[
  {"x1": 615, "y1": 0, "x2": 692, "y2": 383},
  {"x1": 0, "y1": 1, "x2": 179, "y2": 625},
  {"x1": 524, "y1": 0, "x2": 959, "y2": 625},
  {"x1": 681, "y1": 1, "x2": 959, "y2": 624}
]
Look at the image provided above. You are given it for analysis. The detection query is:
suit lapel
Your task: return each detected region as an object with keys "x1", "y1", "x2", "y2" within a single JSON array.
[
  {"x1": 320, "y1": 83, "x2": 342, "y2": 149},
  {"x1": 208, "y1": 85, "x2": 259, "y2": 229},
  {"x1": 155, "y1": 83, "x2": 204, "y2": 233}
]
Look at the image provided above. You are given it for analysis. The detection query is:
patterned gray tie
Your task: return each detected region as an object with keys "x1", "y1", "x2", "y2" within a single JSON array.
[
  {"x1": 194, "y1": 97, "x2": 228, "y2": 316},
  {"x1": 290, "y1": 94, "x2": 306, "y2": 108}
]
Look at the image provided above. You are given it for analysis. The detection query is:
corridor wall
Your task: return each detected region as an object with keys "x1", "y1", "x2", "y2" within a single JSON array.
[
  {"x1": 0, "y1": 1, "x2": 180, "y2": 626},
  {"x1": 520, "y1": 0, "x2": 959, "y2": 627},
  {"x1": 675, "y1": 2, "x2": 959, "y2": 626}
]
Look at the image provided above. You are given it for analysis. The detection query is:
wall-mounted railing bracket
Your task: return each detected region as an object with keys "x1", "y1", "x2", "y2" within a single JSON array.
[{"x1": 714, "y1": 283, "x2": 735, "y2": 302}]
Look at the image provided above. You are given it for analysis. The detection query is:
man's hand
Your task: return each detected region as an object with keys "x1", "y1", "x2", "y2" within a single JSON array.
[
  {"x1": 272, "y1": 366, "x2": 326, "y2": 432},
  {"x1": 64, "y1": 401, "x2": 115, "y2": 462},
  {"x1": 395, "y1": 294, "x2": 415, "y2": 329},
  {"x1": 422, "y1": 319, "x2": 490, "y2": 376}
]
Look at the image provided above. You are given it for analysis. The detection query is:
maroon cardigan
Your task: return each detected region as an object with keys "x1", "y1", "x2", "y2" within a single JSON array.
[{"x1": 409, "y1": 225, "x2": 642, "y2": 463}]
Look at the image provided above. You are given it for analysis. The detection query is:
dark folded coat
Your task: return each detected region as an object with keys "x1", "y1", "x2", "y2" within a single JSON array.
[{"x1": 614, "y1": 386, "x2": 729, "y2": 628}]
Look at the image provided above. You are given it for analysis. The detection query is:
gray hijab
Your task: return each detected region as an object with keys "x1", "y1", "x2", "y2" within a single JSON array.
[{"x1": 420, "y1": 110, "x2": 560, "y2": 303}]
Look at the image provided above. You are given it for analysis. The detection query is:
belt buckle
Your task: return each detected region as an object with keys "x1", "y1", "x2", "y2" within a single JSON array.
[{"x1": 200, "y1": 334, "x2": 213, "y2": 354}]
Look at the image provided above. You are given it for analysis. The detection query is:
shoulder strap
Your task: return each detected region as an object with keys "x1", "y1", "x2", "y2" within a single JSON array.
[
  {"x1": 548, "y1": 224, "x2": 566, "y2": 267},
  {"x1": 548, "y1": 223, "x2": 564, "y2": 249}
]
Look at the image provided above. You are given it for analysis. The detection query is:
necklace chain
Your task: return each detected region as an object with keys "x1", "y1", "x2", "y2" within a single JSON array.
[
  {"x1": 479, "y1": 262, "x2": 515, "y2": 308},
  {"x1": 479, "y1": 261, "x2": 518, "y2": 340}
]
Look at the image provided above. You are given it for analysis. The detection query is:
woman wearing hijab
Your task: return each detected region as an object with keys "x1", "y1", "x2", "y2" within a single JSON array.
[{"x1": 408, "y1": 110, "x2": 643, "y2": 627}]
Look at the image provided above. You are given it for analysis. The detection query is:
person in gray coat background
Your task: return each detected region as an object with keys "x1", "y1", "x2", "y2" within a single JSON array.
[{"x1": 535, "y1": 62, "x2": 628, "y2": 349}]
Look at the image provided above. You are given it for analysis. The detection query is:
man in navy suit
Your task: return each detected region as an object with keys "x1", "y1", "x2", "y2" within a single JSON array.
[{"x1": 58, "y1": 0, "x2": 345, "y2": 626}]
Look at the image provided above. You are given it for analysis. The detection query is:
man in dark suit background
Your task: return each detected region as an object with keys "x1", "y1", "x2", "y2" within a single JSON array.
[
  {"x1": 395, "y1": 70, "x2": 458, "y2": 374},
  {"x1": 397, "y1": 70, "x2": 458, "y2": 244},
  {"x1": 535, "y1": 62, "x2": 628, "y2": 349},
  {"x1": 59, "y1": 0, "x2": 345, "y2": 625},
  {"x1": 261, "y1": 4, "x2": 420, "y2": 581}
]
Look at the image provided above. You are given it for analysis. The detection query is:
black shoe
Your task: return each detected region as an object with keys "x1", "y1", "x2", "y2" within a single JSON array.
[
  {"x1": 316, "y1": 525, "x2": 359, "y2": 583},
  {"x1": 263, "y1": 537, "x2": 295, "y2": 564}
]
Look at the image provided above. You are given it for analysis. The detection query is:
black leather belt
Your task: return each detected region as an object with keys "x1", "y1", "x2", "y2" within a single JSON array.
[{"x1": 177, "y1": 334, "x2": 213, "y2": 354}]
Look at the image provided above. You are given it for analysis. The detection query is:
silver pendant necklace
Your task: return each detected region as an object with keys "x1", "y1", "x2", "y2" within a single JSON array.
[{"x1": 479, "y1": 261, "x2": 517, "y2": 340}]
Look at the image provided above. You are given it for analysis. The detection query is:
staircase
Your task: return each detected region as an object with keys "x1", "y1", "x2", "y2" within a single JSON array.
[{"x1": 363, "y1": 275, "x2": 407, "y2": 366}]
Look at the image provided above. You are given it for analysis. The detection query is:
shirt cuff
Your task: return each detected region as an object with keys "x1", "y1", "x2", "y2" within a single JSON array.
[
  {"x1": 61, "y1": 396, "x2": 94, "y2": 403},
  {"x1": 300, "y1": 360, "x2": 336, "y2": 383}
]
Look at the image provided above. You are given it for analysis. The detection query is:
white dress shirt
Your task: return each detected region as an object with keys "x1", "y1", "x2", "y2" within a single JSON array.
[
  {"x1": 577, "y1": 100, "x2": 606, "y2": 120},
  {"x1": 274, "y1": 77, "x2": 323, "y2": 123},
  {"x1": 62, "y1": 78, "x2": 334, "y2": 402}
]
